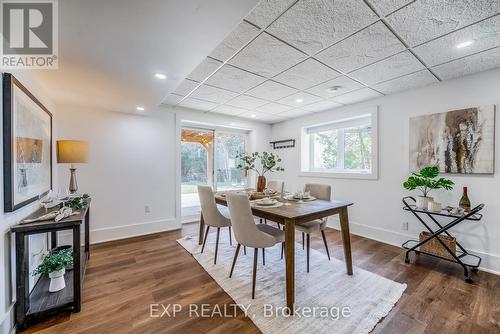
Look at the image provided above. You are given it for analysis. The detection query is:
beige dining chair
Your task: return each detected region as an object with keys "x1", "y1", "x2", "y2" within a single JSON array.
[
  {"x1": 261, "y1": 180, "x2": 284, "y2": 228},
  {"x1": 295, "y1": 183, "x2": 332, "y2": 272},
  {"x1": 198, "y1": 185, "x2": 232, "y2": 264},
  {"x1": 226, "y1": 193, "x2": 285, "y2": 299}
]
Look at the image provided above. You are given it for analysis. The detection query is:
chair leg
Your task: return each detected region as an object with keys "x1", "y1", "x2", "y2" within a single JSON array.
[
  {"x1": 281, "y1": 242, "x2": 284, "y2": 259},
  {"x1": 214, "y1": 227, "x2": 220, "y2": 264},
  {"x1": 302, "y1": 232, "x2": 305, "y2": 250},
  {"x1": 264, "y1": 219, "x2": 267, "y2": 225},
  {"x1": 229, "y1": 244, "x2": 241, "y2": 278},
  {"x1": 276, "y1": 222, "x2": 281, "y2": 230},
  {"x1": 252, "y1": 248, "x2": 258, "y2": 299},
  {"x1": 260, "y1": 218, "x2": 263, "y2": 224},
  {"x1": 321, "y1": 230, "x2": 331, "y2": 261},
  {"x1": 262, "y1": 248, "x2": 265, "y2": 265},
  {"x1": 201, "y1": 226, "x2": 210, "y2": 253},
  {"x1": 228, "y1": 226, "x2": 232, "y2": 246},
  {"x1": 306, "y1": 233, "x2": 310, "y2": 273},
  {"x1": 243, "y1": 245, "x2": 247, "y2": 255}
]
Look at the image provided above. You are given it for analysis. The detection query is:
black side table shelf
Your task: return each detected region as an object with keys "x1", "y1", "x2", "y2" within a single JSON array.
[
  {"x1": 401, "y1": 196, "x2": 483, "y2": 283},
  {"x1": 11, "y1": 202, "x2": 90, "y2": 331}
]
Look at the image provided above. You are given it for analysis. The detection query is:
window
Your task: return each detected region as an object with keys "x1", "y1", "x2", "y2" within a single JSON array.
[{"x1": 301, "y1": 112, "x2": 378, "y2": 179}]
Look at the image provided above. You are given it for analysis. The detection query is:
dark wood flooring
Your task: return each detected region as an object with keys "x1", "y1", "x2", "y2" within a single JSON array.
[{"x1": 24, "y1": 223, "x2": 500, "y2": 334}]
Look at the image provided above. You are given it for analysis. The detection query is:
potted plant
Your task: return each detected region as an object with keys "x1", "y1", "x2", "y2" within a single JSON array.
[
  {"x1": 403, "y1": 166, "x2": 454, "y2": 209},
  {"x1": 236, "y1": 151, "x2": 285, "y2": 192},
  {"x1": 32, "y1": 249, "x2": 74, "y2": 292}
]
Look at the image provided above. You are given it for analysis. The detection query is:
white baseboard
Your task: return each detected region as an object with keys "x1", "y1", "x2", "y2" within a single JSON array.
[
  {"x1": 327, "y1": 218, "x2": 500, "y2": 276},
  {"x1": 0, "y1": 305, "x2": 14, "y2": 334}
]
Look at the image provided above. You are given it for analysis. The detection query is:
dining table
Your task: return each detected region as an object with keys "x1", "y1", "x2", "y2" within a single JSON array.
[{"x1": 197, "y1": 191, "x2": 354, "y2": 314}]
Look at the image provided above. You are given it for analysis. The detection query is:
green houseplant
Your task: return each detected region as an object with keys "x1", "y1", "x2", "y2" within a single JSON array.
[
  {"x1": 236, "y1": 152, "x2": 285, "y2": 192},
  {"x1": 33, "y1": 249, "x2": 74, "y2": 292},
  {"x1": 403, "y1": 166, "x2": 454, "y2": 209}
]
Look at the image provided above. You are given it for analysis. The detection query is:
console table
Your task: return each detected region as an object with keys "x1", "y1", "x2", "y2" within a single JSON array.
[{"x1": 11, "y1": 202, "x2": 90, "y2": 331}]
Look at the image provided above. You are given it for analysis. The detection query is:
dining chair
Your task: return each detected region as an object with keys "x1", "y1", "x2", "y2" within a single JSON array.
[
  {"x1": 226, "y1": 193, "x2": 285, "y2": 299},
  {"x1": 261, "y1": 179, "x2": 284, "y2": 228},
  {"x1": 295, "y1": 183, "x2": 332, "y2": 272},
  {"x1": 198, "y1": 185, "x2": 232, "y2": 264}
]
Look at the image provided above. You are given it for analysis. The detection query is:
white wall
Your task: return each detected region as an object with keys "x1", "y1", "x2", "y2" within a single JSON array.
[{"x1": 271, "y1": 68, "x2": 500, "y2": 274}]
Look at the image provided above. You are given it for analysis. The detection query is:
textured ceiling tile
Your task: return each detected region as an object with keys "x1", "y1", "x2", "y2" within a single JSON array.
[
  {"x1": 212, "y1": 105, "x2": 248, "y2": 116},
  {"x1": 205, "y1": 65, "x2": 266, "y2": 93},
  {"x1": 278, "y1": 108, "x2": 312, "y2": 118},
  {"x1": 302, "y1": 100, "x2": 343, "y2": 112},
  {"x1": 277, "y1": 91, "x2": 323, "y2": 107},
  {"x1": 238, "y1": 111, "x2": 281, "y2": 122},
  {"x1": 226, "y1": 94, "x2": 268, "y2": 109},
  {"x1": 256, "y1": 102, "x2": 293, "y2": 114},
  {"x1": 349, "y1": 51, "x2": 425, "y2": 84},
  {"x1": 173, "y1": 79, "x2": 199, "y2": 96},
  {"x1": 306, "y1": 75, "x2": 364, "y2": 99},
  {"x1": 179, "y1": 98, "x2": 218, "y2": 111},
  {"x1": 189, "y1": 84, "x2": 239, "y2": 104},
  {"x1": 332, "y1": 88, "x2": 382, "y2": 104},
  {"x1": 209, "y1": 21, "x2": 261, "y2": 62},
  {"x1": 432, "y1": 46, "x2": 500, "y2": 80},
  {"x1": 187, "y1": 58, "x2": 223, "y2": 82},
  {"x1": 273, "y1": 59, "x2": 341, "y2": 90},
  {"x1": 267, "y1": 0, "x2": 378, "y2": 54},
  {"x1": 316, "y1": 22, "x2": 406, "y2": 72},
  {"x1": 372, "y1": 70, "x2": 438, "y2": 94},
  {"x1": 229, "y1": 32, "x2": 308, "y2": 78},
  {"x1": 386, "y1": 0, "x2": 500, "y2": 46},
  {"x1": 162, "y1": 93, "x2": 183, "y2": 105},
  {"x1": 246, "y1": 80, "x2": 298, "y2": 100},
  {"x1": 413, "y1": 15, "x2": 500, "y2": 67},
  {"x1": 245, "y1": 0, "x2": 297, "y2": 28},
  {"x1": 366, "y1": 0, "x2": 413, "y2": 16}
]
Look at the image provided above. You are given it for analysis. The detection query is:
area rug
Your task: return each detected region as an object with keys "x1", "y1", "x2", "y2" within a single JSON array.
[{"x1": 177, "y1": 232, "x2": 406, "y2": 334}]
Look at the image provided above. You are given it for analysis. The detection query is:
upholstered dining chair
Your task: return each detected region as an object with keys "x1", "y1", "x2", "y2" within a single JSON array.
[
  {"x1": 295, "y1": 183, "x2": 332, "y2": 272},
  {"x1": 261, "y1": 180, "x2": 284, "y2": 228},
  {"x1": 198, "y1": 185, "x2": 232, "y2": 264},
  {"x1": 226, "y1": 193, "x2": 285, "y2": 299}
]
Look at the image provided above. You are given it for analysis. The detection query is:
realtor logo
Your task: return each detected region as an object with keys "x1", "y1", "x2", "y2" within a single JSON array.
[{"x1": 1, "y1": 0, "x2": 58, "y2": 69}]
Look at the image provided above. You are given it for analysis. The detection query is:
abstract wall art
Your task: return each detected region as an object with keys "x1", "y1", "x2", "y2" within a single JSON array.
[{"x1": 409, "y1": 106, "x2": 495, "y2": 174}]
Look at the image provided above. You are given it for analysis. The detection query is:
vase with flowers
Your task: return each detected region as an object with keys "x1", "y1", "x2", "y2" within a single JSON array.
[{"x1": 236, "y1": 151, "x2": 285, "y2": 192}]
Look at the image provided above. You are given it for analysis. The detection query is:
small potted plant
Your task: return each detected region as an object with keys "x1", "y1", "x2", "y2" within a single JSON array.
[
  {"x1": 236, "y1": 151, "x2": 284, "y2": 192},
  {"x1": 403, "y1": 166, "x2": 454, "y2": 209},
  {"x1": 32, "y1": 249, "x2": 74, "y2": 292}
]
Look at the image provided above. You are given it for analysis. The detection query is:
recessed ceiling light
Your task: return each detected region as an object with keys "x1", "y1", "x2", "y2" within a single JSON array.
[
  {"x1": 327, "y1": 85, "x2": 342, "y2": 93},
  {"x1": 230, "y1": 122, "x2": 236, "y2": 126},
  {"x1": 251, "y1": 114, "x2": 257, "y2": 118},
  {"x1": 295, "y1": 98, "x2": 304, "y2": 103},
  {"x1": 136, "y1": 106, "x2": 145, "y2": 111},
  {"x1": 155, "y1": 73, "x2": 167, "y2": 80},
  {"x1": 456, "y1": 40, "x2": 474, "y2": 49}
]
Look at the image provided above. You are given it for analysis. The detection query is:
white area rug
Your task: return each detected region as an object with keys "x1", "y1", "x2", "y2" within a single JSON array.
[{"x1": 177, "y1": 233, "x2": 406, "y2": 334}]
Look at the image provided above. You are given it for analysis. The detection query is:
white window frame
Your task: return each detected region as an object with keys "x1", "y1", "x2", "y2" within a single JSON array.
[{"x1": 300, "y1": 107, "x2": 378, "y2": 180}]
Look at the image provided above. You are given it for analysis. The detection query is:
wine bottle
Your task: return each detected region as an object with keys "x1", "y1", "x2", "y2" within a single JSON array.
[{"x1": 459, "y1": 187, "x2": 471, "y2": 213}]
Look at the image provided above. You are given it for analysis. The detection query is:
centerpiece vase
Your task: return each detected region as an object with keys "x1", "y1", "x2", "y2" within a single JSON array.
[{"x1": 257, "y1": 176, "x2": 266, "y2": 192}]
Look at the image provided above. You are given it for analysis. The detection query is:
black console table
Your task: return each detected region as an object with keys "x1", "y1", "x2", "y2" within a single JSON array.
[
  {"x1": 401, "y1": 196, "x2": 482, "y2": 283},
  {"x1": 11, "y1": 202, "x2": 90, "y2": 331}
]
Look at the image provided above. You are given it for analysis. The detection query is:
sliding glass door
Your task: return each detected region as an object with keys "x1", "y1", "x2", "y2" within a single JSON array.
[{"x1": 214, "y1": 132, "x2": 246, "y2": 192}]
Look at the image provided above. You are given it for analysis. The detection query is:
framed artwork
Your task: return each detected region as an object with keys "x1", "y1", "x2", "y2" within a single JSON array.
[
  {"x1": 409, "y1": 105, "x2": 495, "y2": 174},
  {"x1": 3, "y1": 73, "x2": 53, "y2": 212}
]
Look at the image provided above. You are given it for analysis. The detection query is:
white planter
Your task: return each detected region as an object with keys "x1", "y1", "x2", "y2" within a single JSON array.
[
  {"x1": 48, "y1": 268, "x2": 66, "y2": 292},
  {"x1": 416, "y1": 196, "x2": 433, "y2": 209},
  {"x1": 428, "y1": 201, "x2": 442, "y2": 212}
]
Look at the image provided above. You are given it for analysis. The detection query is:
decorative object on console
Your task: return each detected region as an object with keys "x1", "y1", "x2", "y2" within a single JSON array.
[
  {"x1": 427, "y1": 201, "x2": 442, "y2": 212},
  {"x1": 2, "y1": 73, "x2": 53, "y2": 212},
  {"x1": 32, "y1": 249, "x2": 74, "y2": 292},
  {"x1": 56, "y1": 140, "x2": 89, "y2": 193},
  {"x1": 459, "y1": 186, "x2": 471, "y2": 213},
  {"x1": 403, "y1": 166, "x2": 454, "y2": 209},
  {"x1": 409, "y1": 105, "x2": 495, "y2": 174},
  {"x1": 236, "y1": 151, "x2": 284, "y2": 192}
]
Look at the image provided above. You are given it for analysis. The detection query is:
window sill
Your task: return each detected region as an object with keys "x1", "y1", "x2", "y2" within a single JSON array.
[{"x1": 298, "y1": 170, "x2": 378, "y2": 180}]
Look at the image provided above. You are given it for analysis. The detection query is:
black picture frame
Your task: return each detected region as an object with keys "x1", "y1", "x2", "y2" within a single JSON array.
[{"x1": 3, "y1": 73, "x2": 53, "y2": 212}]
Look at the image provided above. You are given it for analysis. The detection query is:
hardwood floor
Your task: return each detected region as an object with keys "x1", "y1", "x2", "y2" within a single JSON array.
[{"x1": 24, "y1": 223, "x2": 500, "y2": 334}]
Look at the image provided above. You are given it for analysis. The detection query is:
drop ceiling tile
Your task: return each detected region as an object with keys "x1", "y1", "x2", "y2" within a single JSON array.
[
  {"x1": 432, "y1": 46, "x2": 500, "y2": 80},
  {"x1": 306, "y1": 75, "x2": 364, "y2": 99},
  {"x1": 205, "y1": 65, "x2": 266, "y2": 93},
  {"x1": 273, "y1": 59, "x2": 341, "y2": 90},
  {"x1": 245, "y1": 0, "x2": 297, "y2": 28},
  {"x1": 332, "y1": 88, "x2": 382, "y2": 104},
  {"x1": 372, "y1": 70, "x2": 438, "y2": 94},
  {"x1": 277, "y1": 92, "x2": 323, "y2": 107},
  {"x1": 256, "y1": 102, "x2": 293, "y2": 114},
  {"x1": 173, "y1": 79, "x2": 199, "y2": 96},
  {"x1": 162, "y1": 94, "x2": 183, "y2": 105},
  {"x1": 316, "y1": 22, "x2": 406, "y2": 73},
  {"x1": 187, "y1": 58, "x2": 222, "y2": 82},
  {"x1": 226, "y1": 94, "x2": 268, "y2": 109},
  {"x1": 386, "y1": 0, "x2": 500, "y2": 47},
  {"x1": 278, "y1": 108, "x2": 313, "y2": 118},
  {"x1": 267, "y1": 0, "x2": 378, "y2": 54},
  {"x1": 303, "y1": 100, "x2": 343, "y2": 112},
  {"x1": 366, "y1": 0, "x2": 413, "y2": 16},
  {"x1": 349, "y1": 51, "x2": 425, "y2": 84},
  {"x1": 238, "y1": 111, "x2": 281, "y2": 123},
  {"x1": 246, "y1": 80, "x2": 298, "y2": 101},
  {"x1": 189, "y1": 85, "x2": 239, "y2": 104},
  {"x1": 228, "y1": 32, "x2": 307, "y2": 78},
  {"x1": 212, "y1": 105, "x2": 248, "y2": 116},
  {"x1": 179, "y1": 98, "x2": 218, "y2": 111},
  {"x1": 413, "y1": 15, "x2": 500, "y2": 67},
  {"x1": 209, "y1": 21, "x2": 261, "y2": 62}
]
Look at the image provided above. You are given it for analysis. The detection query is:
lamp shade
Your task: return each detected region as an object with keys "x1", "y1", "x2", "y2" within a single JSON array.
[{"x1": 56, "y1": 140, "x2": 89, "y2": 164}]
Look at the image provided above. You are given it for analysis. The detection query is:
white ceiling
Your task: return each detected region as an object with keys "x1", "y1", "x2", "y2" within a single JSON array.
[{"x1": 164, "y1": 0, "x2": 500, "y2": 124}]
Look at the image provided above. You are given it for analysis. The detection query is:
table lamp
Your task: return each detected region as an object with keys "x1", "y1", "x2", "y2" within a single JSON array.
[{"x1": 56, "y1": 140, "x2": 89, "y2": 194}]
